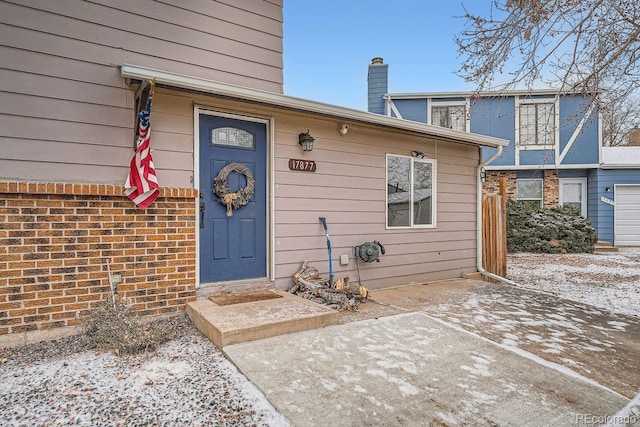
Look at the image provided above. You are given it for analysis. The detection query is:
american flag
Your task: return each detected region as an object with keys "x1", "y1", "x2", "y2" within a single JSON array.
[{"x1": 124, "y1": 81, "x2": 159, "y2": 209}]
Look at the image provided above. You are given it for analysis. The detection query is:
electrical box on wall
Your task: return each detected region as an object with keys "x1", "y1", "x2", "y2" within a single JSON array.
[{"x1": 340, "y1": 254, "x2": 349, "y2": 265}]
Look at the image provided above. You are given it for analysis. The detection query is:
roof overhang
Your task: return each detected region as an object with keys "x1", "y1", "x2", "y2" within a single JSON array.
[
  {"x1": 484, "y1": 164, "x2": 600, "y2": 171},
  {"x1": 385, "y1": 89, "x2": 600, "y2": 99},
  {"x1": 601, "y1": 147, "x2": 640, "y2": 169},
  {"x1": 600, "y1": 164, "x2": 640, "y2": 169},
  {"x1": 120, "y1": 64, "x2": 508, "y2": 149}
]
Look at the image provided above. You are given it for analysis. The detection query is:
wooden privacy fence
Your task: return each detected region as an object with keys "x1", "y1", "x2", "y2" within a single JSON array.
[{"x1": 482, "y1": 193, "x2": 507, "y2": 279}]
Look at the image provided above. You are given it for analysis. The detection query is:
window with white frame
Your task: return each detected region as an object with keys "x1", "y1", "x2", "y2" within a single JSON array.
[
  {"x1": 431, "y1": 105, "x2": 466, "y2": 132},
  {"x1": 516, "y1": 179, "x2": 543, "y2": 209},
  {"x1": 519, "y1": 103, "x2": 555, "y2": 146},
  {"x1": 387, "y1": 154, "x2": 436, "y2": 227}
]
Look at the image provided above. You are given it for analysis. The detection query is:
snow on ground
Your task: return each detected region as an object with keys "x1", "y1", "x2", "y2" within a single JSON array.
[
  {"x1": 1, "y1": 248, "x2": 638, "y2": 426},
  {"x1": 507, "y1": 247, "x2": 640, "y2": 318},
  {"x1": 0, "y1": 317, "x2": 289, "y2": 427}
]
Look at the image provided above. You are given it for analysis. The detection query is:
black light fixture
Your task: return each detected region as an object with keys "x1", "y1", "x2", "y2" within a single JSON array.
[{"x1": 298, "y1": 130, "x2": 315, "y2": 152}]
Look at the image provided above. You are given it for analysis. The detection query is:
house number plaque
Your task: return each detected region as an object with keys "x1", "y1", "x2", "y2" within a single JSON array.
[{"x1": 288, "y1": 158, "x2": 317, "y2": 172}]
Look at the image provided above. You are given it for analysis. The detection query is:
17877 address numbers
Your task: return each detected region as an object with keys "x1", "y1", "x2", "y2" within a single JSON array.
[{"x1": 288, "y1": 158, "x2": 317, "y2": 172}]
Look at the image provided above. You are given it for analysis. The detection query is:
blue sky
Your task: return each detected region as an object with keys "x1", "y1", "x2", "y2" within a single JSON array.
[{"x1": 282, "y1": 1, "x2": 489, "y2": 111}]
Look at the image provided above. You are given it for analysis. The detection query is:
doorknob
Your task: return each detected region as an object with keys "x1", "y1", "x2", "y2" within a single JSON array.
[{"x1": 199, "y1": 202, "x2": 205, "y2": 229}]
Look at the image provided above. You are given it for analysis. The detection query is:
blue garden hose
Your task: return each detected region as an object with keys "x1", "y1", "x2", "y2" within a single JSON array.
[{"x1": 318, "y1": 217, "x2": 333, "y2": 285}]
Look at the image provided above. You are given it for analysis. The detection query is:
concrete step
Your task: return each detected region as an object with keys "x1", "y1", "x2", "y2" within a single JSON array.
[
  {"x1": 594, "y1": 246, "x2": 619, "y2": 253},
  {"x1": 594, "y1": 241, "x2": 619, "y2": 253},
  {"x1": 186, "y1": 290, "x2": 339, "y2": 349}
]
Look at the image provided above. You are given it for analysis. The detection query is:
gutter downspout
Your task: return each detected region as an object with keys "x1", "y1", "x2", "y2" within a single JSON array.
[{"x1": 476, "y1": 146, "x2": 518, "y2": 285}]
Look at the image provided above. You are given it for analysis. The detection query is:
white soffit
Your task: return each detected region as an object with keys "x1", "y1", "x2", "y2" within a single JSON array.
[{"x1": 121, "y1": 64, "x2": 508, "y2": 149}]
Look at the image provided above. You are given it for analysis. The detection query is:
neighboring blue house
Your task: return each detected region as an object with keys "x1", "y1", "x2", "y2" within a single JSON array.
[
  {"x1": 367, "y1": 58, "x2": 640, "y2": 246},
  {"x1": 595, "y1": 146, "x2": 640, "y2": 246}
]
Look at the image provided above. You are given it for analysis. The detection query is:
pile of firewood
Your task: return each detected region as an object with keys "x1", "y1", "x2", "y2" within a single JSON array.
[{"x1": 289, "y1": 261, "x2": 368, "y2": 311}]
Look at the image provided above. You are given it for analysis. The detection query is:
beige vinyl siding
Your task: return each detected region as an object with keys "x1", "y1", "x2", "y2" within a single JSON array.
[
  {"x1": 1, "y1": 1, "x2": 283, "y2": 86},
  {"x1": 126, "y1": 87, "x2": 478, "y2": 287},
  {"x1": 145, "y1": 91, "x2": 478, "y2": 289},
  {"x1": 0, "y1": 0, "x2": 283, "y2": 186},
  {"x1": 268, "y1": 110, "x2": 479, "y2": 289}
]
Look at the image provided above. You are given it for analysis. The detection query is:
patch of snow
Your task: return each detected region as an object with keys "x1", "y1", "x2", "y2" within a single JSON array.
[
  {"x1": 354, "y1": 385, "x2": 367, "y2": 394},
  {"x1": 320, "y1": 378, "x2": 337, "y2": 392},
  {"x1": 424, "y1": 313, "x2": 627, "y2": 400},
  {"x1": 375, "y1": 358, "x2": 418, "y2": 374},
  {"x1": 437, "y1": 411, "x2": 459, "y2": 424},
  {"x1": 541, "y1": 342, "x2": 565, "y2": 354},
  {"x1": 501, "y1": 338, "x2": 519, "y2": 347},
  {"x1": 508, "y1": 248, "x2": 640, "y2": 318},
  {"x1": 608, "y1": 321, "x2": 628, "y2": 331},
  {"x1": 464, "y1": 389, "x2": 498, "y2": 405},
  {"x1": 525, "y1": 334, "x2": 544, "y2": 343},
  {"x1": 461, "y1": 354, "x2": 494, "y2": 378}
]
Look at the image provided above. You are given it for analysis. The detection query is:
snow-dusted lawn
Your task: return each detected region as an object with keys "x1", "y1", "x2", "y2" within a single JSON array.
[
  {"x1": 0, "y1": 318, "x2": 289, "y2": 426},
  {"x1": 507, "y1": 247, "x2": 640, "y2": 318}
]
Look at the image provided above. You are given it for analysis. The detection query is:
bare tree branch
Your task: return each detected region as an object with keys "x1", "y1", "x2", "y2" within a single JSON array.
[
  {"x1": 457, "y1": 0, "x2": 640, "y2": 144},
  {"x1": 457, "y1": 0, "x2": 639, "y2": 91}
]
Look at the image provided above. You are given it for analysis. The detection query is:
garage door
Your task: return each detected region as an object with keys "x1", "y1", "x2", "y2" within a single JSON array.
[{"x1": 615, "y1": 185, "x2": 640, "y2": 246}]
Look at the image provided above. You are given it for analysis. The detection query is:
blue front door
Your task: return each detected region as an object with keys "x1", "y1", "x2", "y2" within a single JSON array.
[{"x1": 199, "y1": 114, "x2": 267, "y2": 283}]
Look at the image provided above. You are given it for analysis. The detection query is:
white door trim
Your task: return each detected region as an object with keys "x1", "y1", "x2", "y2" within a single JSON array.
[
  {"x1": 559, "y1": 177, "x2": 588, "y2": 216},
  {"x1": 193, "y1": 106, "x2": 274, "y2": 288}
]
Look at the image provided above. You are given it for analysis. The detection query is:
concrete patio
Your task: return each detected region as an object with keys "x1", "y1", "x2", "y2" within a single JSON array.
[{"x1": 189, "y1": 278, "x2": 640, "y2": 426}]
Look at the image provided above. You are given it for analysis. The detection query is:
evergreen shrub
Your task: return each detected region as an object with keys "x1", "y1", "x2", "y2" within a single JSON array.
[{"x1": 506, "y1": 200, "x2": 598, "y2": 253}]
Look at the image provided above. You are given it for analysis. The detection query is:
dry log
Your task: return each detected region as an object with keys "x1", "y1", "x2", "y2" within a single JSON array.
[
  {"x1": 335, "y1": 283, "x2": 363, "y2": 296},
  {"x1": 296, "y1": 277, "x2": 324, "y2": 292},
  {"x1": 359, "y1": 285, "x2": 368, "y2": 299},
  {"x1": 313, "y1": 288, "x2": 350, "y2": 305},
  {"x1": 290, "y1": 261, "x2": 368, "y2": 311},
  {"x1": 292, "y1": 260, "x2": 320, "y2": 283}
]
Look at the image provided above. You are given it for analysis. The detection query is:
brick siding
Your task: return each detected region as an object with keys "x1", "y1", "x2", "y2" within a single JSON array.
[
  {"x1": 482, "y1": 171, "x2": 517, "y2": 199},
  {"x1": 0, "y1": 182, "x2": 197, "y2": 335},
  {"x1": 483, "y1": 170, "x2": 559, "y2": 208},
  {"x1": 542, "y1": 170, "x2": 559, "y2": 208}
]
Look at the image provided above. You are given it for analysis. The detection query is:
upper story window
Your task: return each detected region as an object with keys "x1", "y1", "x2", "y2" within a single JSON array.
[
  {"x1": 519, "y1": 103, "x2": 555, "y2": 146},
  {"x1": 387, "y1": 154, "x2": 436, "y2": 228},
  {"x1": 431, "y1": 105, "x2": 466, "y2": 132}
]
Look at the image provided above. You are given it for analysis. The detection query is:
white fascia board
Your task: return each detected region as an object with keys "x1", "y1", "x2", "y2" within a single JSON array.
[
  {"x1": 385, "y1": 88, "x2": 592, "y2": 99},
  {"x1": 484, "y1": 164, "x2": 600, "y2": 170},
  {"x1": 121, "y1": 64, "x2": 508, "y2": 149},
  {"x1": 600, "y1": 164, "x2": 640, "y2": 169}
]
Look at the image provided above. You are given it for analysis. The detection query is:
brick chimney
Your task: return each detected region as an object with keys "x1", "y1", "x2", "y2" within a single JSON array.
[
  {"x1": 628, "y1": 128, "x2": 640, "y2": 146},
  {"x1": 367, "y1": 57, "x2": 388, "y2": 115}
]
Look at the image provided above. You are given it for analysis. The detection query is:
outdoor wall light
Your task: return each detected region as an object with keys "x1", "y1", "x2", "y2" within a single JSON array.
[
  {"x1": 411, "y1": 150, "x2": 425, "y2": 158},
  {"x1": 298, "y1": 130, "x2": 315, "y2": 152},
  {"x1": 605, "y1": 187, "x2": 611, "y2": 192}
]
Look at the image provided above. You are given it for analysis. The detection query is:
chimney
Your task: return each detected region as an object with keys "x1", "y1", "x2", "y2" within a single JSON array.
[
  {"x1": 367, "y1": 57, "x2": 388, "y2": 115},
  {"x1": 629, "y1": 128, "x2": 640, "y2": 146}
]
